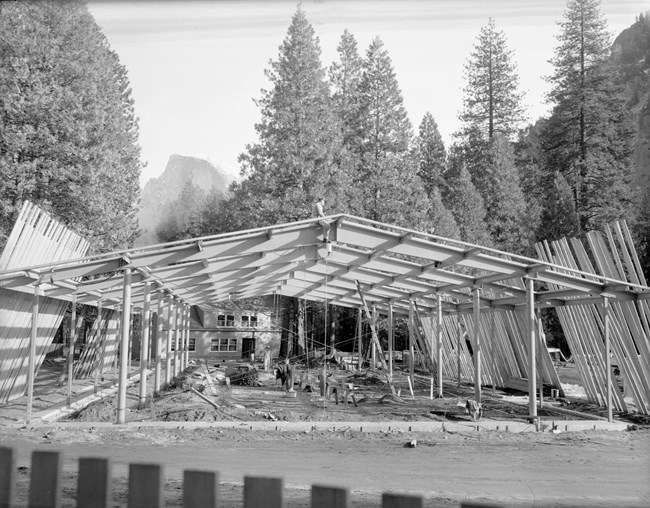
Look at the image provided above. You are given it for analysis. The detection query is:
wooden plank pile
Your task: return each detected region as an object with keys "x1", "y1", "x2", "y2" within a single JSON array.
[
  {"x1": 535, "y1": 221, "x2": 650, "y2": 414},
  {"x1": 0, "y1": 202, "x2": 89, "y2": 403},
  {"x1": 416, "y1": 299, "x2": 562, "y2": 393}
]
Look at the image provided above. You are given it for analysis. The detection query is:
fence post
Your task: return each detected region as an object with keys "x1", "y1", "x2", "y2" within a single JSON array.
[
  {"x1": 28, "y1": 450, "x2": 62, "y2": 508},
  {"x1": 0, "y1": 447, "x2": 15, "y2": 508},
  {"x1": 244, "y1": 477, "x2": 283, "y2": 508},
  {"x1": 311, "y1": 485, "x2": 350, "y2": 508},
  {"x1": 78, "y1": 457, "x2": 112, "y2": 508},
  {"x1": 183, "y1": 470, "x2": 219, "y2": 508},
  {"x1": 382, "y1": 492, "x2": 424, "y2": 508},
  {"x1": 128, "y1": 463, "x2": 163, "y2": 508}
]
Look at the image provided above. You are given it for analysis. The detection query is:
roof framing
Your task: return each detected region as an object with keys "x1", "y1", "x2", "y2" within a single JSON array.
[{"x1": 1, "y1": 215, "x2": 648, "y2": 315}]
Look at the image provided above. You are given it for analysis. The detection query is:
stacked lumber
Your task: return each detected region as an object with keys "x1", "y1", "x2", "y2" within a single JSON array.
[
  {"x1": 73, "y1": 308, "x2": 119, "y2": 379},
  {"x1": 416, "y1": 291, "x2": 563, "y2": 393},
  {"x1": 535, "y1": 221, "x2": 650, "y2": 414},
  {"x1": 0, "y1": 202, "x2": 89, "y2": 403}
]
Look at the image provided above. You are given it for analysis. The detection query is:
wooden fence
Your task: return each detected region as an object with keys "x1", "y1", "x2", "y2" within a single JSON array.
[
  {"x1": 0, "y1": 202, "x2": 89, "y2": 404},
  {"x1": 0, "y1": 446, "x2": 502, "y2": 508}
]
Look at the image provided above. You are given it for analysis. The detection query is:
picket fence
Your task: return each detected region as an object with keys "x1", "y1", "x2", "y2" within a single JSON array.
[{"x1": 0, "y1": 446, "x2": 501, "y2": 508}]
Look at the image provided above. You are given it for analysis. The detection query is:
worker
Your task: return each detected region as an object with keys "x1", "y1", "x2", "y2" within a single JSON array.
[{"x1": 312, "y1": 197, "x2": 330, "y2": 243}]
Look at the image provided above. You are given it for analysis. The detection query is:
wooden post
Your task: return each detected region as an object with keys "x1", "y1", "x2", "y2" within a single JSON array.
[
  {"x1": 154, "y1": 292, "x2": 164, "y2": 393},
  {"x1": 184, "y1": 470, "x2": 219, "y2": 508},
  {"x1": 457, "y1": 316, "x2": 462, "y2": 389},
  {"x1": 437, "y1": 294, "x2": 443, "y2": 398},
  {"x1": 165, "y1": 294, "x2": 173, "y2": 384},
  {"x1": 184, "y1": 304, "x2": 191, "y2": 367},
  {"x1": 129, "y1": 463, "x2": 163, "y2": 508},
  {"x1": 604, "y1": 296, "x2": 613, "y2": 422},
  {"x1": 244, "y1": 477, "x2": 283, "y2": 508},
  {"x1": 312, "y1": 485, "x2": 350, "y2": 508},
  {"x1": 408, "y1": 300, "x2": 415, "y2": 380},
  {"x1": 78, "y1": 457, "x2": 111, "y2": 508},
  {"x1": 0, "y1": 447, "x2": 15, "y2": 508},
  {"x1": 28, "y1": 451, "x2": 62, "y2": 508},
  {"x1": 178, "y1": 301, "x2": 185, "y2": 373},
  {"x1": 67, "y1": 292, "x2": 77, "y2": 406},
  {"x1": 371, "y1": 304, "x2": 377, "y2": 370},
  {"x1": 27, "y1": 284, "x2": 39, "y2": 424},
  {"x1": 429, "y1": 310, "x2": 434, "y2": 399},
  {"x1": 357, "y1": 307, "x2": 363, "y2": 371},
  {"x1": 139, "y1": 282, "x2": 151, "y2": 408},
  {"x1": 536, "y1": 310, "x2": 544, "y2": 408},
  {"x1": 527, "y1": 277, "x2": 537, "y2": 418},
  {"x1": 382, "y1": 492, "x2": 424, "y2": 508},
  {"x1": 117, "y1": 267, "x2": 132, "y2": 425},
  {"x1": 388, "y1": 302, "x2": 393, "y2": 378},
  {"x1": 93, "y1": 298, "x2": 103, "y2": 394},
  {"x1": 173, "y1": 298, "x2": 180, "y2": 377},
  {"x1": 473, "y1": 288, "x2": 481, "y2": 404}
]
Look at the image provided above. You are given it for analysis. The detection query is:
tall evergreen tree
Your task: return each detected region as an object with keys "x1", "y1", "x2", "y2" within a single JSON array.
[
  {"x1": 428, "y1": 188, "x2": 460, "y2": 240},
  {"x1": 447, "y1": 165, "x2": 492, "y2": 246},
  {"x1": 459, "y1": 18, "x2": 525, "y2": 141},
  {"x1": 0, "y1": 0, "x2": 141, "y2": 253},
  {"x1": 543, "y1": 0, "x2": 636, "y2": 231},
  {"x1": 538, "y1": 172, "x2": 581, "y2": 241},
  {"x1": 355, "y1": 37, "x2": 430, "y2": 229},
  {"x1": 415, "y1": 112, "x2": 447, "y2": 197},
  {"x1": 484, "y1": 136, "x2": 532, "y2": 254},
  {"x1": 329, "y1": 29, "x2": 364, "y2": 153},
  {"x1": 234, "y1": 7, "x2": 348, "y2": 228}
]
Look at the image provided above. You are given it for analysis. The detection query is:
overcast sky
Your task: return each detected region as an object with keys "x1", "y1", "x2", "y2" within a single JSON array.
[{"x1": 87, "y1": 0, "x2": 650, "y2": 185}]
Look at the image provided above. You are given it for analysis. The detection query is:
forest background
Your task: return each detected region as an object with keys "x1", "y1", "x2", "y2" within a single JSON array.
[{"x1": 1, "y1": 0, "x2": 649, "y2": 352}]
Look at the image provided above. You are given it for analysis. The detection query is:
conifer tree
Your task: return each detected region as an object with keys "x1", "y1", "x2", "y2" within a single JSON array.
[
  {"x1": 543, "y1": 0, "x2": 636, "y2": 231},
  {"x1": 459, "y1": 18, "x2": 525, "y2": 141},
  {"x1": 329, "y1": 30, "x2": 364, "y2": 153},
  {"x1": 538, "y1": 172, "x2": 582, "y2": 241},
  {"x1": 415, "y1": 113, "x2": 447, "y2": 197},
  {"x1": 447, "y1": 165, "x2": 492, "y2": 246},
  {"x1": 0, "y1": 1, "x2": 141, "y2": 252},
  {"x1": 428, "y1": 188, "x2": 460, "y2": 240},
  {"x1": 234, "y1": 7, "x2": 348, "y2": 228},
  {"x1": 484, "y1": 136, "x2": 532, "y2": 254},
  {"x1": 355, "y1": 37, "x2": 430, "y2": 229}
]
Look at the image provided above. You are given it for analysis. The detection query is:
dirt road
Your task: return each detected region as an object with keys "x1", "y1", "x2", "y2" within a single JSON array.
[{"x1": 1, "y1": 425, "x2": 648, "y2": 507}]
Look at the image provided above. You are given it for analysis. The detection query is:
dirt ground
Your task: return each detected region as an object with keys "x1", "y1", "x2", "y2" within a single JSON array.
[{"x1": 1, "y1": 359, "x2": 649, "y2": 507}]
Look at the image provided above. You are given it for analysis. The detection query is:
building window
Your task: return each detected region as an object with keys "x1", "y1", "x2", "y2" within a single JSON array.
[
  {"x1": 225, "y1": 315, "x2": 235, "y2": 327},
  {"x1": 242, "y1": 315, "x2": 258, "y2": 328},
  {"x1": 188, "y1": 338, "x2": 196, "y2": 351},
  {"x1": 217, "y1": 315, "x2": 225, "y2": 326},
  {"x1": 211, "y1": 338, "x2": 237, "y2": 352}
]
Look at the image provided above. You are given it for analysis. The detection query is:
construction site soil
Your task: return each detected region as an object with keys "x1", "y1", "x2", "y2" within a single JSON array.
[{"x1": 1, "y1": 360, "x2": 649, "y2": 507}]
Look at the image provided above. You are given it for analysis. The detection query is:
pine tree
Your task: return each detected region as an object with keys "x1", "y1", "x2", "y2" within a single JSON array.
[
  {"x1": 355, "y1": 37, "x2": 430, "y2": 229},
  {"x1": 544, "y1": 0, "x2": 636, "y2": 231},
  {"x1": 0, "y1": 1, "x2": 141, "y2": 252},
  {"x1": 459, "y1": 18, "x2": 525, "y2": 141},
  {"x1": 447, "y1": 165, "x2": 492, "y2": 246},
  {"x1": 415, "y1": 113, "x2": 447, "y2": 198},
  {"x1": 428, "y1": 188, "x2": 460, "y2": 240},
  {"x1": 329, "y1": 29, "x2": 364, "y2": 153},
  {"x1": 234, "y1": 7, "x2": 348, "y2": 228},
  {"x1": 538, "y1": 172, "x2": 581, "y2": 241},
  {"x1": 484, "y1": 136, "x2": 532, "y2": 254}
]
